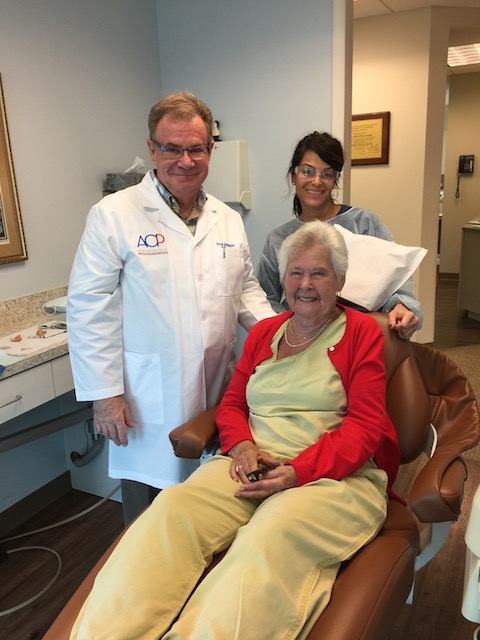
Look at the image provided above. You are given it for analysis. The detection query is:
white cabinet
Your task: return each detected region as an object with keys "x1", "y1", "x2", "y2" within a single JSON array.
[
  {"x1": 0, "y1": 355, "x2": 86, "y2": 453},
  {"x1": 51, "y1": 354, "x2": 74, "y2": 396},
  {"x1": 0, "y1": 362, "x2": 56, "y2": 423},
  {"x1": 458, "y1": 224, "x2": 480, "y2": 320}
]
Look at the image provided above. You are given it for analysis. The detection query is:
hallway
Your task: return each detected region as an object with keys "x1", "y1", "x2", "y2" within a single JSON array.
[{"x1": 431, "y1": 276, "x2": 480, "y2": 350}]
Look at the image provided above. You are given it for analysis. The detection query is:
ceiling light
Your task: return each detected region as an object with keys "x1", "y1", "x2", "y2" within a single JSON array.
[{"x1": 448, "y1": 43, "x2": 480, "y2": 67}]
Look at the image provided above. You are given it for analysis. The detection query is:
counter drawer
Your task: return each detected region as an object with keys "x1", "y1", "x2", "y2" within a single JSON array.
[{"x1": 0, "y1": 363, "x2": 55, "y2": 424}]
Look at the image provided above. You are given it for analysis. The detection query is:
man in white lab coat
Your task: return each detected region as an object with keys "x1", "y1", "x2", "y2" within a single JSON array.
[{"x1": 67, "y1": 91, "x2": 275, "y2": 523}]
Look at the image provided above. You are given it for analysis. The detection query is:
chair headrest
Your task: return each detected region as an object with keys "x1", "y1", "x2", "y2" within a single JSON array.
[{"x1": 412, "y1": 342, "x2": 480, "y2": 452}]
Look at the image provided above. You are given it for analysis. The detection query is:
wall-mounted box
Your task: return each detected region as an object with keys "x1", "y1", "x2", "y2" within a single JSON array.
[{"x1": 203, "y1": 140, "x2": 251, "y2": 210}]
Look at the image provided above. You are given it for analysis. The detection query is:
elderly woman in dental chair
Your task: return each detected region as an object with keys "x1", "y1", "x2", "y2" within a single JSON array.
[{"x1": 70, "y1": 220, "x2": 400, "y2": 640}]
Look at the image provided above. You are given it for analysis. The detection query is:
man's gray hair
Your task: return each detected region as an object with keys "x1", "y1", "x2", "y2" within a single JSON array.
[
  {"x1": 278, "y1": 220, "x2": 348, "y2": 283},
  {"x1": 148, "y1": 90, "x2": 213, "y2": 142}
]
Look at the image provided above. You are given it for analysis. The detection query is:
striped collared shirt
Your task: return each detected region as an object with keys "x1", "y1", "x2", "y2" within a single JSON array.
[{"x1": 150, "y1": 170, "x2": 206, "y2": 235}]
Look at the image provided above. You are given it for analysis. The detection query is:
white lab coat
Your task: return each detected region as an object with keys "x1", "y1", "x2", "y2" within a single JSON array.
[{"x1": 67, "y1": 172, "x2": 274, "y2": 488}]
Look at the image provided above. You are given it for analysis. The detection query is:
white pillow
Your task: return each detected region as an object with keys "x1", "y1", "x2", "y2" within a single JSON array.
[{"x1": 333, "y1": 225, "x2": 427, "y2": 312}]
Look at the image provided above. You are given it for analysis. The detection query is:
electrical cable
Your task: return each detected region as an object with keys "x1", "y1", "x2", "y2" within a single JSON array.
[
  {"x1": 0, "y1": 483, "x2": 121, "y2": 543},
  {"x1": 0, "y1": 483, "x2": 121, "y2": 616},
  {"x1": 0, "y1": 547, "x2": 62, "y2": 617}
]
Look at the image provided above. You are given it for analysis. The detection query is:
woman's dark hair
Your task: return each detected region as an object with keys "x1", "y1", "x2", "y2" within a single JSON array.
[{"x1": 288, "y1": 132, "x2": 344, "y2": 216}]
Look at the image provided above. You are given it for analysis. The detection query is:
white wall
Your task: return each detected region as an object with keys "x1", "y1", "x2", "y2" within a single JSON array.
[
  {"x1": 352, "y1": 9, "x2": 438, "y2": 344},
  {"x1": 352, "y1": 7, "x2": 480, "y2": 343},
  {"x1": 0, "y1": 0, "x2": 351, "y2": 297},
  {"x1": 352, "y1": 8, "x2": 449, "y2": 343},
  {"x1": 353, "y1": 10, "x2": 432, "y2": 242},
  {"x1": 0, "y1": 0, "x2": 349, "y2": 512},
  {"x1": 0, "y1": 0, "x2": 161, "y2": 511},
  {"x1": 155, "y1": 0, "x2": 351, "y2": 264},
  {"x1": 441, "y1": 72, "x2": 480, "y2": 272},
  {"x1": 0, "y1": 0, "x2": 161, "y2": 301}
]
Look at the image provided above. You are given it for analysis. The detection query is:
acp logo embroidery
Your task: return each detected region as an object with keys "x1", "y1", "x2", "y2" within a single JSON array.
[{"x1": 137, "y1": 233, "x2": 168, "y2": 256}]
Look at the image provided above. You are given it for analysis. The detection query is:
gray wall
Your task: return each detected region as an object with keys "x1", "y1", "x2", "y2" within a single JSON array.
[
  {"x1": 0, "y1": 0, "x2": 161, "y2": 511},
  {"x1": 0, "y1": 0, "x2": 161, "y2": 301},
  {"x1": 155, "y1": 0, "x2": 347, "y2": 265},
  {"x1": 0, "y1": 0, "x2": 346, "y2": 510}
]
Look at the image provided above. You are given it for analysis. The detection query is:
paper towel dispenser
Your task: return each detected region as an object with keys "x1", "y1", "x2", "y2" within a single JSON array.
[{"x1": 203, "y1": 140, "x2": 252, "y2": 210}]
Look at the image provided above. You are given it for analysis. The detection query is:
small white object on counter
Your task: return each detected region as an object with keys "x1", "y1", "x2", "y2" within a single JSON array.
[{"x1": 0, "y1": 322, "x2": 68, "y2": 358}]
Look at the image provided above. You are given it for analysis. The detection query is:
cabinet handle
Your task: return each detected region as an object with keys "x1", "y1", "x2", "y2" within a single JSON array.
[{"x1": 0, "y1": 394, "x2": 22, "y2": 409}]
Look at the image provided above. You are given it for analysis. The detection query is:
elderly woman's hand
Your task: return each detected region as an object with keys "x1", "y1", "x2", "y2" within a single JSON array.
[
  {"x1": 228, "y1": 441, "x2": 280, "y2": 484},
  {"x1": 388, "y1": 303, "x2": 419, "y2": 340},
  {"x1": 234, "y1": 464, "x2": 298, "y2": 500}
]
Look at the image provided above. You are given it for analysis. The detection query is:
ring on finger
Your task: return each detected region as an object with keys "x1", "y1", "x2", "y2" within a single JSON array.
[{"x1": 235, "y1": 465, "x2": 243, "y2": 473}]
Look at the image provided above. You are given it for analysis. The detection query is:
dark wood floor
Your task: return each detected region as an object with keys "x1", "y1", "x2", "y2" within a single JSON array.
[
  {"x1": 390, "y1": 455, "x2": 480, "y2": 640},
  {"x1": 430, "y1": 276, "x2": 480, "y2": 349},
  {"x1": 0, "y1": 276, "x2": 479, "y2": 640},
  {"x1": 0, "y1": 491, "x2": 124, "y2": 640}
]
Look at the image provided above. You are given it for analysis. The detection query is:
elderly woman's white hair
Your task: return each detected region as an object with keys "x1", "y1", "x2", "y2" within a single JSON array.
[{"x1": 278, "y1": 220, "x2": 348, "y2": 283}]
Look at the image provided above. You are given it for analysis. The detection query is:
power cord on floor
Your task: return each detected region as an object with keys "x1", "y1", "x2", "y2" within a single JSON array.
[
  {"x1": 0, "y1": 483, "x2": 121, "y2": 617},
  {"x1": 0, "y1": 547, "x2": 62, "y2": 616}
]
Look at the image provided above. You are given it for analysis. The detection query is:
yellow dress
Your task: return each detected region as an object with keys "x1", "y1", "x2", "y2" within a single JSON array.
[{"x1": 71, "y1": 315, "x2": 388, "y2": 640}]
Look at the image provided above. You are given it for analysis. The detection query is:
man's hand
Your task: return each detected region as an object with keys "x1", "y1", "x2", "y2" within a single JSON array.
[
  {"x1": 93, "y1": 396, "x2": 135, "y2": 446},
  {"x1": 388, "y1": 303, "x2": 419, "y2": 340}
]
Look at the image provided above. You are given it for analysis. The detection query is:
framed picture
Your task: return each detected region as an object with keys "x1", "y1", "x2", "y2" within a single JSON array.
[
  {"x1": 351, "y1": 112, "x2": 390, "y2": 166},
  {"x1": 0, "y1": 74, "x2": 27, "y2": 264}
]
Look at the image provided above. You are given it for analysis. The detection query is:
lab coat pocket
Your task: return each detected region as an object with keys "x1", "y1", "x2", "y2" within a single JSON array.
[
  {"x1": 215, "y1": 246, "x2": 244, "y2": 296},
  {"x1": 123, "y1": 351, "x2": 164, "y2": 425}
]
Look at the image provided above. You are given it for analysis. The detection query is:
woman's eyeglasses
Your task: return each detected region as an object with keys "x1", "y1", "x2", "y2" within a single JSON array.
[{"x1": 294, "y1": 165, "x2": 339, "y2": 182}]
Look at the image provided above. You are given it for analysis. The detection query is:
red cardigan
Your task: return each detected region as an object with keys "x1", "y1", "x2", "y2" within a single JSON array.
[{"x1": 216, "y1": 307, "x2": 400, "y2": 491}]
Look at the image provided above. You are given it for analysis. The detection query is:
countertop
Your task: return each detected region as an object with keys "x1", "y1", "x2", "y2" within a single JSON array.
[
  {"x1": 463, "y1": 220, "x2": 480, "y2": 230},
  {"x1": 0, "y1": 286, "x2": 69, "y2": 380}
]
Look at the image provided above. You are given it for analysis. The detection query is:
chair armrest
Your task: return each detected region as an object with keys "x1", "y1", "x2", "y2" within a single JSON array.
[
  {"x1": 409, "y1": 452, "x2": 467, "y2": 522},
  {"x1": 169, "y1": 407, "x2": 218, "y2": 459}
]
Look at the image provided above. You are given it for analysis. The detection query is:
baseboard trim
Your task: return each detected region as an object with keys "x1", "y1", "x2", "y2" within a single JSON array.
[
  {"x1": 0, "y1": 471, "x2": 72, "y2": 537},
  {"x1": 438, "y1": 272, "x2": 459, "y2": 281}
]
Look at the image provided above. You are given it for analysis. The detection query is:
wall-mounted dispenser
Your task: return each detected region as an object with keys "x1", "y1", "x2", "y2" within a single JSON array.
[{"x1": 203, "y1": 140, "x2": 252, "y2": 210}]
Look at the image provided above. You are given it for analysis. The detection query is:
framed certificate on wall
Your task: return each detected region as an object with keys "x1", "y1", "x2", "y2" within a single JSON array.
[
  {"x1": 0, "y1": 74, "x2": 27, "y2": 264},
  {"x1": 351, "y1": 112, "x2": 390, "y2": 166}
]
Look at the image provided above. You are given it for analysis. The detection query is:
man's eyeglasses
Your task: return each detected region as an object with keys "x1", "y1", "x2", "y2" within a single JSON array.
[
  {"x1": 294, "y1": 165, "x2": 339, "y2": 182},
  {"x1": 152, "y1": 140, "x2": 210, "y2": 159}
]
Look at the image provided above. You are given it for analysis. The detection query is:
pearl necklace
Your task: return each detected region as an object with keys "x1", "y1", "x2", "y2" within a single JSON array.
[{"x1": 283, "y1": 313, "x2": 335, "y2": 349}]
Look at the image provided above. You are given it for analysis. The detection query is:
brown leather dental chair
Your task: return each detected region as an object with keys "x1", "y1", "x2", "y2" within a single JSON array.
[{"x1": 44, "y1": 313, "x2": 480, "y2": 640}]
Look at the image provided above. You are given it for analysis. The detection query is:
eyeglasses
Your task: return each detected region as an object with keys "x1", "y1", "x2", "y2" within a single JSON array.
[
  {"x1": 294, "y1": 165, "x2": 339, "y2": 182},
  {"x1": 152, "y1": 140, "x2": 210, "y2": 159}
]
